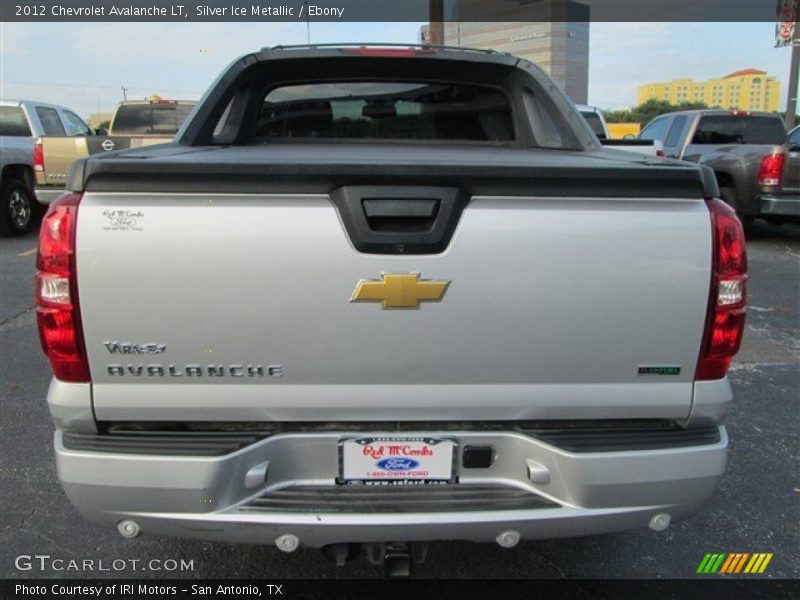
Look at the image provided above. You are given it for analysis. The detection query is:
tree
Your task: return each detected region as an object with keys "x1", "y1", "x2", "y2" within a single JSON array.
[{"x1": 604, "y1": 99, "x2": 710, "y2": 125}]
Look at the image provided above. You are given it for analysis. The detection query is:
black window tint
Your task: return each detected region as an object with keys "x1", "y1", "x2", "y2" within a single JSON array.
[
  {"x1": 112, "y1": 103, "x2": 195, "y2": 135},
  {"x1": 580, "y1": 112, "x2": 606, "y2": 138},
  {"x1": 664, "y1": 116, "x2": 687, "y2": 147},
  {"x1": 788, "y1": 128, "x2": 800, "y2": 146},
  {"x1": 692, "y1": 116, "x2": 786, "y2": 145},
  {"x1": 255, "y1": 82, "x2": 514, "y2": 142},
  {"x1": 0, "y1": 106, "x2": 31, "y2": 136},
  {"x1": 639, "y1": 117, "x2": 668, "y2": 142},
  {"x1": 35, "y1": 107, "x2": 66, "y2": 136}
]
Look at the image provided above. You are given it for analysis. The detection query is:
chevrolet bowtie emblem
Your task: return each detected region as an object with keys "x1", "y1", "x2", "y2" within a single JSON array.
[{"x1": 350, "y1": 273, "x2": 450, "y2": 309}]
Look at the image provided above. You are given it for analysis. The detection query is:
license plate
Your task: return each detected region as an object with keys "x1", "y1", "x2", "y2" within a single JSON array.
[{"x1": 339, "y1": 437, "x2": 456, "y2": 483}]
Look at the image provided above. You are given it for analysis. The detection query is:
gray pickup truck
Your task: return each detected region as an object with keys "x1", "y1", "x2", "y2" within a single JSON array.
[
  {"x1": 37, "y1": 45, "x2": 747, "y2": 575},
  {"x1": 0, "y1": 100, "x2": 94, "y2": 236},
  {"x1": 639, "y1": 110, "x2": 798, "y2": 226}
]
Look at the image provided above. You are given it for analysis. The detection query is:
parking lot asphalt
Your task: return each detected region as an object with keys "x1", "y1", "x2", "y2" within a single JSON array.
[{"x1": 1, "y1": 222, "x2": 798, "y2": 580}]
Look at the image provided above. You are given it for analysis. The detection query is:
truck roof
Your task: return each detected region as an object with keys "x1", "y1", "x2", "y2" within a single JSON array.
[
  {"x1": 657, "y1": 109, "x2": 781, "y2": 119},
  {"x1": 253, "y1": 43, "x2": 519, "y2": 67},
  {"x1": 0, "y1": 99, "x2": 75, "y2": 111},
  {"x1": 116, "y1": 99, "x2": 197, "y2": 105}
]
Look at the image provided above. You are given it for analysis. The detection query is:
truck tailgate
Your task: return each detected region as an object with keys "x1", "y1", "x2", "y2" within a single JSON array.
[{"x1": 75, "y1": 160, "x2": 712, "y2": 421}]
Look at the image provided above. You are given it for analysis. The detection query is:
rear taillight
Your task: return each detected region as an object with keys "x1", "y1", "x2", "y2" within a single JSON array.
[
  {"x1": 656, "y1": 149, "x2": 666, "y2": 157},
  {"x1": 757, "y1": 152, "x2": 785, "y2": 186},
  {"x1": 696, "y1": 198, "x2": 747, "y2": 381},
  {"x1": 35, "y1": 192, "x2": 90, "y2": 382},
  {"x1": 33, "y1": 140, "x2": 44, "y2": 172}
]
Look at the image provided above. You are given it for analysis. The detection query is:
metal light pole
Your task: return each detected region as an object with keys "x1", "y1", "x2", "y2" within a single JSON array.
[
  {"x1": 303, "y1": 1, "x2": 311, "y2": 44},
  {"x1": 429, "y1": 0, "x2": 444, "y2": 45},
  {"x1": 785, "y1": 21, "x2": 799, "y2": 128}
]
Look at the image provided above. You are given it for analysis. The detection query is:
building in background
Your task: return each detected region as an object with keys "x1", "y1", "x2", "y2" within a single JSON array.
[
  {"x1": 421, "y1": 3, "x2": 590, "y2": 104},
  {"x1": 637, "y1": 69, "x2": 780, "y2": 112}
]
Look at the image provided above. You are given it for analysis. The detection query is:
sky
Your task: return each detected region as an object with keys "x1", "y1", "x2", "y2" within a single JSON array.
[{"x1": 0, "y1": 21, "x2": 793, "y2": 117}]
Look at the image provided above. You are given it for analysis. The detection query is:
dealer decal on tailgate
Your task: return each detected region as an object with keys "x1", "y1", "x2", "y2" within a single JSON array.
[{"x1": 339, "y1": 437, "x2": 456, "y2": 484}]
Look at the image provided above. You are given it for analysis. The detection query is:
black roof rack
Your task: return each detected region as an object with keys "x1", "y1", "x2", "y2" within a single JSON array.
[{"x1": 262, "y1": 42, "x2": 505, "y2": 55}]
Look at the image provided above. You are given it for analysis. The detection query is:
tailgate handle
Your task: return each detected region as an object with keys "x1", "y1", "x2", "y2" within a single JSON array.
[
  {"x1": 332, "y1": 186, "x2": 466, "y2": 254},
  {"x1": 361, "y1": 198, "x2": 440, "y2": 233},
  {"x1": 362, "y1": 199, "x2": 439, "y2": 218}
]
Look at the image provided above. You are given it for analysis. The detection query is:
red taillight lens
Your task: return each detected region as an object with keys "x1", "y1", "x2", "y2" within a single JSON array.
[
  {"x1": 696, "y1": 198, "x2": 747, "y2": 381},
  {"x1": 35, "y1": 192, "x2": 90, "y2": 382},
  {"x1": 339, "y1": 47, "x2": 435, "y2": 57},
  {"x1": 757, "y1": 152, "x2": 785, "y2": 187},
  {"x1": 33, "y1": 140, "x2": 44, "y2": 172}
]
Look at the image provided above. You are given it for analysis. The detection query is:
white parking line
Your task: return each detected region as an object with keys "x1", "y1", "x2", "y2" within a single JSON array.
[{"x1": 16, "y1": 248, "x2": 37, "y2": 257}]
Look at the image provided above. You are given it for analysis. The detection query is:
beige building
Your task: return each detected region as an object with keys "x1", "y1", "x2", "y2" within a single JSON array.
[
  {"x1": 421, "y1": 3, "x2": 590, "y2": 103},
  {"x1": 637, "y1": 69, "x2": 780, "y2": 112}
]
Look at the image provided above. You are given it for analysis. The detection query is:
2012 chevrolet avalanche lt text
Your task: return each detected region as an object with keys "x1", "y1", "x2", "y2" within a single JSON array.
[{"x1": 37, "y1": 45, "x2": 747, "y2": 574}]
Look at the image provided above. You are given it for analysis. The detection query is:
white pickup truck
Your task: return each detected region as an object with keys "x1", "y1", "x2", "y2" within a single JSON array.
[
  {"x1": 577, "y1": 104, "x2": 666, "y2": 157},
  {"x1": 38, "y1": 45, "x2": 746, "y2": 575}
]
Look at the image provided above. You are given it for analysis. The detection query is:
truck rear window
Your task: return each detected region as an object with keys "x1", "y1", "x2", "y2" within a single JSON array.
[
  {"x1": 692, "y1": 115, "x2": 786, "y2": 145},
  {"x1": 112, "y1": 103, "x2": 195, "y2": 135},
  {"x1": 0, "y1": 106, "x2": 31, "y2": 137},
  {"x1": 579, "y1": 111, "x2": 606, "y2": 138},
  {"x1": 255, "y1": 82, "x2": 514, "y2": 142}
]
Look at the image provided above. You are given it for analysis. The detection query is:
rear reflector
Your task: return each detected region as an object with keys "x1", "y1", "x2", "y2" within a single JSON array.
[
  {"x1": 339, "y1": 47, "x2": 435, "y2": 57},
  {"x1": 757, "y1": 152, "x2": 785, "y2": 186},
  {"x1": 696, "y1": 198, "x2": 747, "y2": 381},
  {"x1": 35, "y1": 192, "x2": 90, "y2": 382}
]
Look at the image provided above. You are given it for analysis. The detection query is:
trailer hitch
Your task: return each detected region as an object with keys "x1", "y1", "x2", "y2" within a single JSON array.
[{"x1": 365, "y1": 542, "x2": 429, "y2": 577}]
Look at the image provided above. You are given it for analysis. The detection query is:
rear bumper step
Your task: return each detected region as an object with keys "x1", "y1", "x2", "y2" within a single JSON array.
[
  {"x1": 523, "y1": 425, "x2": 721, "y2": 452},
  {"x1": 62, "y1": 431, "x2": 263, "y2": 456},
  {"x1": 241, "y1": 484, "x2": 558, "y2": 514},
  {"x1": 64, "y1": 422, "x2": 721, "y2": 456}
]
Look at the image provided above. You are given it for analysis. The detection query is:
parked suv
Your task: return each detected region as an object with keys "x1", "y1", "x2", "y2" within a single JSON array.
[
  {"x1": 639, "y1": 110, "x2": 796, "y2": 226},
  {"x1": 0, "y1": 100, "x2": 94, "y2": 235}
]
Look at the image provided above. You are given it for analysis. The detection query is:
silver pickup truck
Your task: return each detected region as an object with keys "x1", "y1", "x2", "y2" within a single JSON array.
[{"x1": 38, "y1": 45, "x2": 747, "y2": 575}]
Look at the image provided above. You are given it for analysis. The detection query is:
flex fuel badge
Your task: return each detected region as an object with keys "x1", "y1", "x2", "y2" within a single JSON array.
[{"x1": 638, "y1": 366, "x2": 681, "y2": 376}]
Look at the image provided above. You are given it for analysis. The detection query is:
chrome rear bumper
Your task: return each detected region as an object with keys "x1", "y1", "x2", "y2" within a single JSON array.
[{"x1": 55, "y1": 426, "x2": 728, "y2": 547}]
